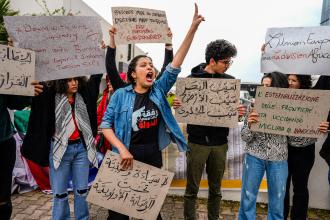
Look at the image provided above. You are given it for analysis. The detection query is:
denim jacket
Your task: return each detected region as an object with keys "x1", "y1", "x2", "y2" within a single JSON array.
[{"x1": 100, "y1": 63, "x2": 188, "y2": 153}]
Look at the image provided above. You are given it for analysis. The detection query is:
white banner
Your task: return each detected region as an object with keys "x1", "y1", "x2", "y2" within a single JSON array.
[
  {"x1": 0, "y1": 45, "x2": 35, "y2": 96},
  {"x1": 261, "y1": 26, "x2": 330, "y2": 75},
  {"x1": 4, "y1": 16, "x2": 106, "y2": 81}
]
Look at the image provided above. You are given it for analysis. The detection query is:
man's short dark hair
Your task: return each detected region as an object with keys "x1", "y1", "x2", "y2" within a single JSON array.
[{"x1": 205, "y1": 39, "x2": 237, "y2": 64}]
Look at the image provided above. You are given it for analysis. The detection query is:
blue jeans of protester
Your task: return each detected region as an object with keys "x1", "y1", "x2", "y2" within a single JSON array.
[
  {"x1": 238, "y1": 153, "x2": 288, "y2": 220},
  {"x1": 49, "y1": 141, "x2": 90, "y2": 220}
]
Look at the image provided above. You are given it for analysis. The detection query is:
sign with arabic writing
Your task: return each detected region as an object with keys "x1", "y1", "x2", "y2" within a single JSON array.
[
  {"x1": 261, "y1": 26, "x2": 330, "y2": 75},
  {"x1": 112, "y1": 7, "x2": 171, "y2": 44},
  {"x1": 87, "y1": 151, "x2": 174, "y2": 220},
  {"x1": 251, "y1": 87, "x2": 330, "y2": 138},
  {"x1": 4, "y1": 16, "x2": 106, "y2": 81},
  {"x1": 175, "y1": 78, "x2": 240, "y2": 128},
  {"x1": 0, "y1": 45, "x2": 35, "y2": 96}
]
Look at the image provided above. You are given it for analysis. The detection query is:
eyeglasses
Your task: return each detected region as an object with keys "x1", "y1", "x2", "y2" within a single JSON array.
[{"x1": 218, "y1": 59, "x2": 233, "y2": 66}]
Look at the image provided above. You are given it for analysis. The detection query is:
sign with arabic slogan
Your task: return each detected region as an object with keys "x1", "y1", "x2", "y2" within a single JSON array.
[
  {"x1": 0, "y1": 45, "x2": 35, "y2": 96},
  {"x1": 87, "y1": 151, "x2": 174, "y2": 220},
  {"x1": 176, "y1": 78, "x2": 241, "y2": 128}
]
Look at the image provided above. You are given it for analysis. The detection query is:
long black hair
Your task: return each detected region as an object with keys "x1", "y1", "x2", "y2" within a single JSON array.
[
  {"x1": 54, "y1": 76, "x2": 87, "y2": 94},
  {"x1": 262, "y1": 72, "x2": 288, "y2": 88},
  {"x1": 126, "y1": 55, "x2": 153, "y2": 85}
]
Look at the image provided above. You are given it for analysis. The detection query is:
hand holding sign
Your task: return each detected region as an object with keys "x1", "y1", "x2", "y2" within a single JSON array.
[
  {"x1": 247, "y1": 110, "x2": 260, "y2": 128},
  {"x1": 31, "y1": 81, "x2": 43, "y2": 96},
  {"x1": 318, "y1": 121, "x2": 329, "y2": 133},
  {"x1": 87, "y1": 151, "x2": 174, "y2": 220}
]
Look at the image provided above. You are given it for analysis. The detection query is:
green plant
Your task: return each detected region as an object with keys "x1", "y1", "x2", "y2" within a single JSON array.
[
  {"x1": 32, "y1": 0, "x2": 79, "y2": 16},
  {"x1": 0, "y1": 0, "x2": 19, "y2": 44}
]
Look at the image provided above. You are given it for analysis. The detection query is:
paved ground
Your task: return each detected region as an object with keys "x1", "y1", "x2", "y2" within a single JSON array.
[{"x1": 10, "y1": 190, "x2": 330, "y2": 219}]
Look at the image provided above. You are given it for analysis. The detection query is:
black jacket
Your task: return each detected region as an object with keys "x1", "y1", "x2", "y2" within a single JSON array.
[
  {"x1": 187, "y1": 63, "x2": 235, "y2": 146},
  {"x1": 21, "y1": 74, "x2": 102, "y2": 166},
  {"x1": 314, "y1": 76, "x2": 330, "y2": 165}
]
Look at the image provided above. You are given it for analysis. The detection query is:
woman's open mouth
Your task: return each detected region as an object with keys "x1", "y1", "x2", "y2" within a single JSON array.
[{"x1": 146, "y1": 72, "x2": 153, "y2": 83}]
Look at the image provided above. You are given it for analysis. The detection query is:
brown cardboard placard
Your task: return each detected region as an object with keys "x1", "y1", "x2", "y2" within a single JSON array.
[
  {"x1": 87, "y1": 151, "x2": 174, "y2": 220},
  {"x1": 0, "y1": 45, "x2": 35, "y2": 96},
  {"x1": 112, "y1": 7, "x2": 171, "y2": 44},
  {"x1": 175, "y1": 78, "x2": 241, "y2": 128},
  {"x1": 251, "y1": 87, "x2": 330, "y2": 138}
]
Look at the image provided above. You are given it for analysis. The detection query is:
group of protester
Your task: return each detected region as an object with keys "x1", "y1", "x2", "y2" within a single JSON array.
[{"x1": 1, "y1": 3, "x2": 330, "y2": 220}]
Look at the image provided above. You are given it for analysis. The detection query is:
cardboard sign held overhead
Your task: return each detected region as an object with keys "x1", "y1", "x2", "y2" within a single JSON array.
[
  {"x1": 112, "y1": 7, "x2": 171, "y2": 44},
  {"x1": 251, "y1": 87, "x2": 330, "y2": 138},
  {"x1": 0, "y1": 45, "x2": 35, "y2": 96},
  {"x1": 261, "y1": 26, "x2": 330, "y2": 75},
  {"x1": 4, "y1": 16, "x2": 106, "y2": 81},
  {"x1": 87, "y1": 151, "x2": 174, "y2": 220},
  {"x1": 175, "y1": 78, "x2": 241, "y2": 128}
]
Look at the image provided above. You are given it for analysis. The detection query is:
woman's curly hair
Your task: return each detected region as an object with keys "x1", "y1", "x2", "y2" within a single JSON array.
[
  {"x1": 288, "y1": 74, "x2": 312, "y2": 89},
  {"x1": 126, "y1": 55, "x2": 153, "y2": 85},
  {"x1": 54, "y1": 76, "x2": 88, "y2": 94},
  {"x1": 205, "y1": 39, "x2": 237, "y2": 64}
]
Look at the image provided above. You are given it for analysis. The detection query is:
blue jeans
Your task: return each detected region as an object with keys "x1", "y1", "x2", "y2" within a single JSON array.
[
  {"x1": 49, "y1": 141, "x2": 90, "y2": 220},
  {"x1": 238, "y1": 153, "x2": 288, "y2": 220}
]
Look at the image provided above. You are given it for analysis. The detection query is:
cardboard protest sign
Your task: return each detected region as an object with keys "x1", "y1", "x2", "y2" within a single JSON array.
[
  {"x1": 251, "y1": 87, "x2": 330, "y2": 138},
  {"x1": 4, "y1": 16, "x2": 106, "y2": 81},
  {"x1": 87, "y1": 151, "x2": 174, "y2": 220},
  {"x1": 261, "y1": 26, "x2": 330, "y2": 76},
  {"x1": 175, "y1": 78, "x2": 241, "y2": 128},
  {"x1": 112, "y1": 7, "x2": 171, "y2": 44},
  {"x1": 0, "y1": 45, "x2": 35, "y2": 96}
]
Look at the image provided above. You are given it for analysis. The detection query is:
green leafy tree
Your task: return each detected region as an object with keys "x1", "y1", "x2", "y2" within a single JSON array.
[
  {"x1": 33, "y1": 0, "x2": 79, "y2": 16},
  {"x1": 0, "y1": 0, "x2": 19, "y2": 44}
]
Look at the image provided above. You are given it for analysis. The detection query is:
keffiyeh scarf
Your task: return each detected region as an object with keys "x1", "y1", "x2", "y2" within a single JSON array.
[{"x1": 52, "y1": 93, "x2": 98, "y2": 169}]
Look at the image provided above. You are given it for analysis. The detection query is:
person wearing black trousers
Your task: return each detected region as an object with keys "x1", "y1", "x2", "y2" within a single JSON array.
[
  {"x1": 284, "y1": 74, "x2": 329, "y2": 220},
  {"x1": 314, "y1": 75, "x2": 330, "y2": 184},
  {"x1": 0, "y1": 83, "x2": 43, "y2": 220}
]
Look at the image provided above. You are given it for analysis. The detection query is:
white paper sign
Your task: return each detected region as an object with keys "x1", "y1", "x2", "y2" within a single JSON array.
[
  {"x1": 4, "y1": 16, "x2": 106, "y2": 81},
  {"x1": 0, "y1": 45, "x2": 35, "y2": 96},
  {"x1": 261, "y1": 26, "x2": 330, "y2": 75},
  {"x1": 112, "y1": 7, "x2": 171, "y2": 44},
  {"x1": 251, "y1": 87, "x2": 330, "y2": 138},
  {"x1": 87, "y1": 151, "x2": 174, "y2": 220},
  {"x1": 175, "y1": 78, "x2": 241, "y2": 128}
]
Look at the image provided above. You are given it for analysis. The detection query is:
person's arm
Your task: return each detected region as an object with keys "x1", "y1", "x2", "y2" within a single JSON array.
[
  {"x1": 241, "y1": 108, "x2": 259, "y2": 143},
  {"x1": 105, "y1": 27, "x2": 127, "y2": 91},
  {"x1": 156, "y1": 3, "x2": 204, "y2": 94},
  {"x1": 102, "y1": 128, "x2": 133, "y2": 170},
  {"x1": 157, "y1": 28, "x2": 174, "y2": 79},
  {"x1": 87, "y1": 73, "x2": 103, "y2": 103},
  {"x1": 157, "y1": 47, "x2": 174, "y2": 80},
  {"x1": 100, "y1": 91, "x2": 133, "y2": 170},
  {"x1": 7, "y1": 81, "x2": 44, "y2": 110}
]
